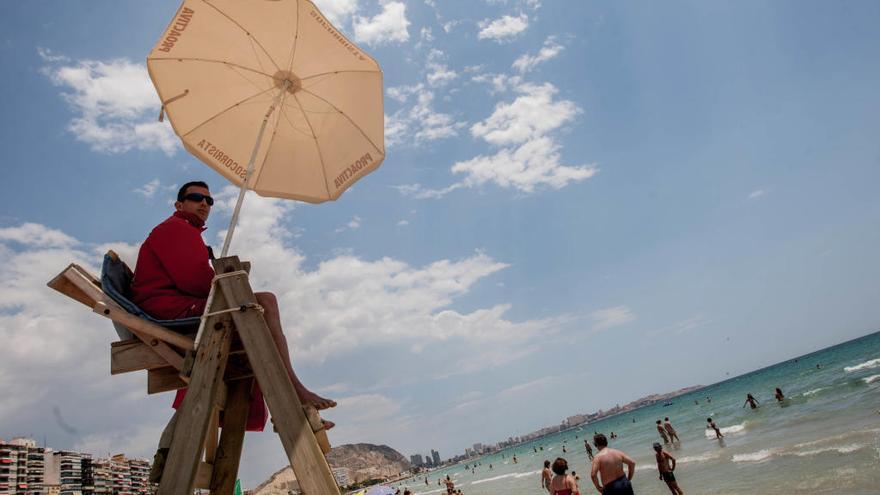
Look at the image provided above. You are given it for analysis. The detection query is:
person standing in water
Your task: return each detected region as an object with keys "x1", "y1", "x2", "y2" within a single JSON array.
[
  {"x1": 653, "y1": 443, "x2": 684, "y2": 495},
  {"x1": 548, "y1": 458, "x2": 580, "y2": 495},
  {"x1": 584, "y1": 439, "x2": 594, "y2": 460},
  {"x1": 656, "y1": 420, "x2": 670, "y2": 444},
  {"x1": 542, "y1": 460, "x2": 553, "y2": 493},
  {"x1": 743, "y1": 393, "x2": 759, "y2": 409},
  {"x1": 663, "y1": 418, "x2": 680, "y2": 443},
  {"x1": 774, "y1": 388, "x2": 785, "y2": 402},
  {"x1": 590, "y1": 434, "x2": 635, "y2": 495},
  {"x1": 706, "y1": 418, "x2": 723, "y2": 439}
]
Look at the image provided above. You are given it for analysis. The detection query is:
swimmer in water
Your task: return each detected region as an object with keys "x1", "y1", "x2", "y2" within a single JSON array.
[
  {"x1": 743, "y1": 393, "x2": 759, "y2": 409},
  {"x1": 774, "y1": 388, "x2": 785, "y2": 402},
  {"x1": 706, "y1": 417, "x2": 723, "y2": 439}
]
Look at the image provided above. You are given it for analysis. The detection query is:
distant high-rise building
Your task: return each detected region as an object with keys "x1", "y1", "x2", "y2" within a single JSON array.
[
  {"x1": 472, "y1": 443, "x2": 483, "y2": 454},
  {"x1": 410, "y1": 454, "x2": 424, "y2": 467},
  {"x1": 464, "y1": 448, "x2": 473, "y2": 457},
  {"x1": 331, "y1": 468, "x2": 350, "y2": 487},
  {"x1": 431, "y1": 450, "x2": 441, "y2": 466}
]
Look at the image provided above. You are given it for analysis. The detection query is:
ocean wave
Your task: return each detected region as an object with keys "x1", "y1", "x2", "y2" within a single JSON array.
[
  {"x1": 794, "y1": 443, "x2": 866, "y2": 457},
  {"x1": 678, "y1": 451, "x2": 720, "y2": 464},
  {"x1": 844, "y1": 358, "x2": 880, "y2": 373},
  {"x1": 732, "y1": 449, "x2": 776, "y2": 462},
  {"x1": 470, "y1": 472, "x2": 525, "y2": 485},
  {"x1": 512, "y1": 470, "x2": 541, "y2": 479},
  {"x1": 704, "y1": 421, "x2": 746, "y2": 439},
  {"x1": 801, "y1": 387, "x2": 826, "y2": 397},
  {"x1": 862, "y1": 374, "x2": 880, "y2": 384}
]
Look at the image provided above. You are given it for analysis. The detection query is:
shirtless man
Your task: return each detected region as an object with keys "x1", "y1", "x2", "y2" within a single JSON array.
[
  {"x1": 542, "y1": 460, "x2": 553, "y2": 493},
  {"x1": 656, "y1": 420, "x2": 670, "y2": 444},
  {"x1": 584, "y1": 439, "x2": 594, "y2": 460},
  {"x1": 589, "y1": 434, "x2": 635, "y2": 495},
  {"x1": 653, "y1": 443, "x2": 683, "y2": 495},
  {"x1": 663, "y1": 418, "x2": 680, "y2": 443}
]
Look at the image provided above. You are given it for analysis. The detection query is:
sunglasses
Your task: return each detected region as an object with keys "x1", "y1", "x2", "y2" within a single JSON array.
[{"x1": 182, "y1": 192, "x2": 214, "y2": 205}]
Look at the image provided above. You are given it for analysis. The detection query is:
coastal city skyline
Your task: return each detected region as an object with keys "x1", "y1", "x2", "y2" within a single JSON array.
[{"x1": 2, "y1": 0, "x2": 880, "y2": 490}]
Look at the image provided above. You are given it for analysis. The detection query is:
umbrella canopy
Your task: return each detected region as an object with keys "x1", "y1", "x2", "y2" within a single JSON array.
[{"x1": 146, "y1": 0, "x2": 385, "y2": 204}]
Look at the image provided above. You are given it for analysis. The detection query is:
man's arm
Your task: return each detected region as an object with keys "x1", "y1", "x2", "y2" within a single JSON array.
[
  {"x1": 589, "y1": 459, "x2": 602, "y2": 493},
  {"x1": 622, "y1": 452, "x2": 636, "y2": 480},
  {"x1": 667, "y1": 452, "x2": 676, "y2": 471}
]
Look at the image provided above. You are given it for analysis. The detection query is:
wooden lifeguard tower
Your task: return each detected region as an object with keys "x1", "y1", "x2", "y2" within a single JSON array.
[{"x1": 49, "y1": 255, "x2": 340, "y2": 495}]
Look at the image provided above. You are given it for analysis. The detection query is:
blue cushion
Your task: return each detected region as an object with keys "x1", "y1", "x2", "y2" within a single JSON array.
[{"x1": 101, "y1": 252, "x2": 200, "y2": 335}]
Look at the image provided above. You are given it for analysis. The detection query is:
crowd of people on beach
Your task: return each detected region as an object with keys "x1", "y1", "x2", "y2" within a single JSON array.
[{"x1": 401, "y1": 387, "x2": 790, "y2": 495}]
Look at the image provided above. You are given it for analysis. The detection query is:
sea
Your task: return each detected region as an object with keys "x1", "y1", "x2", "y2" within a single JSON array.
[{"x1": 389, "y1": 331, "x2": 880, "y2": 495}]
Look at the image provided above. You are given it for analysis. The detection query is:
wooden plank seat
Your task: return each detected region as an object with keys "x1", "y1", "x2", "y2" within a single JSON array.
[{"x1": 47, "y1": 255, "x2": 336, "y2": 494}]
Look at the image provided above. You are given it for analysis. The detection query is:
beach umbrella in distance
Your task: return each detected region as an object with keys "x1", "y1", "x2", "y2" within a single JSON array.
[
  {"x1": 147, "y1": 0, "x2": 385, "y2": 256},
  {"x1": 364, "y1": 485, "x2": 395, "y2": 495}
]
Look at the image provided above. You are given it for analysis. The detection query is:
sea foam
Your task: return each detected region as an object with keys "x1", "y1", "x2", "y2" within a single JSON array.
[
  {"x1": 704, "y1": 421, "x2": 746, "y2": 439},
  {"x1": 732, "y1": 449, "x2": 776, "y2": 462},
  {"x1": 802, "y1": 387, "x2": 826, "y2": 397},
  {"x1": 862, "y1": 374, "x2": 880, "y2": 384},
  {"x1": 844, "y1": 358, "x2": 880, "y2": 373},
  {"x1": 794, "y1": 443, "x2": 865, "y2": 457}
]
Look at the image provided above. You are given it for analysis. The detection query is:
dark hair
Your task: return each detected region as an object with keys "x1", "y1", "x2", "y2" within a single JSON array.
[
  {"x1": 551, "y1": 458, "x2": 568, "y2": 476},
  {"x1": 544, "y1": 460, "x2": 550, "y2": 468},
  {"x1": 177, "y1": 181, "x2": 209, "y2": 201},
  {"x1": 664, "y1": 417, "x2": 669, "y2": 421},
  {"x1": 706, "y1": 417, "x2": 712, "y2": 422},
  {"x1": 656, "y1": 420, "x2": 662, "y2": 424},
  {"x1": 593, "y1": 434, "x2": 607, "y2": 447}
]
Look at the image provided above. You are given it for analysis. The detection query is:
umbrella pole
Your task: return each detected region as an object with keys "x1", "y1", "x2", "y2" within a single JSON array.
[{"x1": 220, "y1": 80, "x2": 292, "y2": 258}]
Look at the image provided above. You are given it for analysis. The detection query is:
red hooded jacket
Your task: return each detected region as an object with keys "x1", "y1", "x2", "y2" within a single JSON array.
[
  {"x1": 131, "y1": 211, "x2": 214, "y2": 319},
  {"x1": 131, "y1": 211, "x2": 267, "y2": 431}
]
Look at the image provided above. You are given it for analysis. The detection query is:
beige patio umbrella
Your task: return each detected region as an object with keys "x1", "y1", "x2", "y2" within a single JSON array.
[{"x1": 147, "y1": 0, "x2": 385, "y2": 256}]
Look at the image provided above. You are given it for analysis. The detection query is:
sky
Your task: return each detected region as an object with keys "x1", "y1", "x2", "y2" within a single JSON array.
[{"x1": 2, "y1": 0, "x2": 880, "y2": 489}]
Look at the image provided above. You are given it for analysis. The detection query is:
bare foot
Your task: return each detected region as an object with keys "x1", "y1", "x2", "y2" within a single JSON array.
[
  {"x1": 296, "y1": 386, "x2": 337, "y2": 410},
  {"x1": 322, "y1": 420, "x2": 335, "y2": 431}
]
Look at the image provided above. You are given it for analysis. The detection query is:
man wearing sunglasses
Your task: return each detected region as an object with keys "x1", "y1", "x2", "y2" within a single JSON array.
[{"x1": 131, "y1": 181, "x2": 336, "y2": 411}]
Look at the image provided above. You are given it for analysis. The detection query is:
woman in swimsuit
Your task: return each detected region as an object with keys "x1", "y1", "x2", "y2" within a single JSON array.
[{"x1": 548, "y1": 457, "x2": 580, "y2": 495}]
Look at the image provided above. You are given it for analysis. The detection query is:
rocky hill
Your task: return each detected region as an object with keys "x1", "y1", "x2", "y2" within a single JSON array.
[{"x1": 252, "y1": 443, "x2": 409, "y2": 494}]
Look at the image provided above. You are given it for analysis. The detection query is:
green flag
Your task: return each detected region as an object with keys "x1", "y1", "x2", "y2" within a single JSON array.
[{"x1": 234, "y1": 479, "x2": 242, "y2": 495}]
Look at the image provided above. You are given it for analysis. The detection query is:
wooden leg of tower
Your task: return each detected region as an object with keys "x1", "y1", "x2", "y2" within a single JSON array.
[
  {"x1": 157, "y1": 308, "x2": 234, "y2": 495},
  {"x1": 210, "y1": 377, "x2": 253, "y2": 495},
  {"x1": 215, "y1": 269, "x2": 340, "y2": 495}
]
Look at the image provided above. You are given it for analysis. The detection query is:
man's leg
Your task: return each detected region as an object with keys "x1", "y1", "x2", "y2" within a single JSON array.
[{"x1": 254, "y1": 292, "x2": 336, "y2": 410}]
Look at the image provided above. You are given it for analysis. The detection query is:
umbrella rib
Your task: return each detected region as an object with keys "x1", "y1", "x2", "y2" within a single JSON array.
[
  {"x1": 181, "y1": 86, "x2": 277, "y2": 138},
  {"x1": 286, "y1": 0, "x2": 301, "y2": 73},
  {"x1": 148, "y1": 57, "x2": 275, "y2": 79},
  {"x1": 299, "y1": 69, "x2": 381, "y2": 83},
  {"x1": 300, "y1": 88, "x2": 385, "y2": 155},
  {"x1": 292, "y1": 92, "x2": 333, "y2": 198},
  {"x1": 202, "y1": 0, "x2": 282, "y2": 73}
]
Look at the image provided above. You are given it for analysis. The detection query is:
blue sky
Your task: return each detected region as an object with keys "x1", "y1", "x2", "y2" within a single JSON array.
[{"x1": 2, "y1": 0, "x2": 880, "y2": 488}]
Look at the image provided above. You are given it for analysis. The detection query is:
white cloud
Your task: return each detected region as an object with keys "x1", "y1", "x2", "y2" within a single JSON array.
[
  {"x1": 512, "y1": 37, "x2": 564, "y2": 73},
  {"x1": 384, "y1": 84, "x2": 466, "y2": 146},
  {"x1": 425, "y1": 49, "x2": 458, "y2": 88},
  {"x1": 0, "y1": 223, "x2": 77, "y2": 248},
  {"x1": 478, "y1": 14, "x2": 529, "y2": 42},
  {"x1": 133, "y1": 179, "x2": 160, "y2": 199},
  {"x1": 470, "y1": 82, "x2": 579, "y2": 146},
  {"x1": 589, "y1": 306, "x2": 636, "y2": 331},
  {"x1": 399, "y1": 83, "x2": 596, "y2": 197},
  {"x1": 397, "y1": 220, "x2": 409, "y2": 226},
  {"x1": 42, "y1": 56, "x2": 177, "y2": 156},
  {"x1": 749, "y1": 189, "x2": 766, "y2": 199},
  {"x1": 312, "y1": 0, "x2": 359, "y2": 27},
  {"x1": 335, "y1": 215, "x2": 362, "y2": 233},
  {"x1": 353, "y1": 1, "x2": 410, "y2": 46}
]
